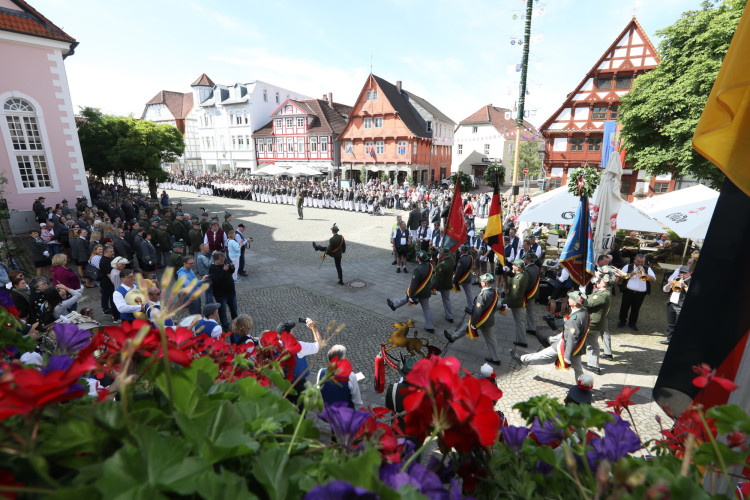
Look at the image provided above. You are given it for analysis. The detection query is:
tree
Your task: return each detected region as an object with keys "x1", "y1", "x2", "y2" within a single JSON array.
[
  {"x1": 484, "y1": 162, "x2": 506, "y2": 186},
  {"x1": 619, "y1": 0, "x2": 744, "y2": 189},
  {"x1": 450, "y1": 171, "x2": 473, "y2": 193},
  {"x1": 77, "y1": 107, "x2": 185, "y2": 197},
  {"x1": 518, "y1": 140, "x2": 544, "y2": 177}
]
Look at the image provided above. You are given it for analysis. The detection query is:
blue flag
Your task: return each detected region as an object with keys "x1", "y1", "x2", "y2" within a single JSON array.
[
  {"x1": 559, "y1": 197, "x2": 596, "y2": 287},
  {"x1": 600, "y1": 121, "x2": 618, "y2": 168}
]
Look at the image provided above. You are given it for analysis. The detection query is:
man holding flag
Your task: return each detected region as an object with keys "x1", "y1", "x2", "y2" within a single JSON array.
[{"x1": 483, "y1": 174, "x2": 506, "y2": 270}]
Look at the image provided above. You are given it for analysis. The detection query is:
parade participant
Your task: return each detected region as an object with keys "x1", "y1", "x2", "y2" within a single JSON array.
[
  {"x1": 113, "y1": 269, "x2": 145, "y2": 322},
  {"x1": 156, "y1": 220, "x2": 172, "y2": 268},
  {"x1": 99, "y1": 246, "x2": 116, "y2": 317},
  {"x1": 661, "y1": 265, "x2": 691, "y2": 345},
  {"x1": 415, "y1": 219, "x2": 432, "y2": 253},
  {"x1": 208, "y1": 251, "x2": 237, "y2": 331},
  {"x1": 511, "y1": 291, "x2": 590, "y2": 381},
  {"x1": 385, "y1": 357, "x2": 415, "y2": 430},
  {"x1": 200, "y1": 211, "x2": 210, "y2": 235},
  {"x1": 222, "y1": 212, "x2": 234, "y2": 236},
  {"x1": 171, "y1": 211, "x2": 187, "y2": 244},
  {"x1": 140, "y1": 232, "x2": 157, "y2": 279},
  {"x1": 503, "y1": 259, "x2": 529, "y2": 347},
  {"x1": 235, "y1": 223, "x2": 251, "y2": 277},
  {"x1": 204, "y1": 220, "x2": 227, "y2": 254},
  {"x1": 113, "y1": 228, "x2": 133, "y2": 263},
  {"x1": 390, "y1": 215, "x2": 403, "y2": 265},
  {"x1": 32, "y1": 196, "x2": 46, "y2": 223},
  {"x1": 453, "y1": 244, "x2": 474, "y2": 311},
  {"x1": 393, "y1": 221, "x2": 411, "y2": 273},
  {"x1": 145, "y1": 286, "x2": 174, "y2": 328},
  {"x1": 194, "y1": 303, "x2": 222, "y2": 339},
  {"x1": 169, "y1": 242, "x2": 185, "y2": 269},
  {"x1": 188, "y1": 219, "x2": 203, "y2": 260},
  {"x1": 444, "y1": 273, "x2": 501, "y2": 365},
  {"x1": 431, "y1": 246, "x2": 455, "y2": 323},
  {"x1": 523, "y1": 251, "x2": 541, "y2": 336},
  {"x1": 312, "y1": 223, "x2": 346, "y2": 285},
  {"x1": 472, "y1": 229, "x2": 489, "y2": 284},
  {"x1": 617, "y1": 254, "x2": 655, "y2": 331},
  {"x1": 386, "y1": 250, "x2": 435, "y2": 333},
  {"x1": 584, "y1": 274, "x2": 612, "y2": 374},
  {"x1": 316, "y1": 344, "x2": 364, "y2": 409},
  {"x1": 296, "y1": 189, "x2": 305, "y2": 220}
]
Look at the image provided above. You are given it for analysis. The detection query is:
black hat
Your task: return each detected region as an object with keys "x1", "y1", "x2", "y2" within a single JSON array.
[{"x1": 202, "y1": 303, "x2": 221, "y2": 317}]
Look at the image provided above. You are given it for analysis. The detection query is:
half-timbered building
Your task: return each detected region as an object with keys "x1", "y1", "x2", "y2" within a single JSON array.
[
  {"x1": 338, "y1": 75, "x2": 454, "y2": 185},
  {"x1": 540, "y1": 18, "x2": 674, "y2": 200}
]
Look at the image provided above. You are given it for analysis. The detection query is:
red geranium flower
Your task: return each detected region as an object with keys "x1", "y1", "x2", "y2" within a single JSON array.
[
  {"x1": 692, "y1": 363, "x2": 739, "y2": 392},
  {"x1": 605, "y1": 386, "x2": 639, "y2": 416}
]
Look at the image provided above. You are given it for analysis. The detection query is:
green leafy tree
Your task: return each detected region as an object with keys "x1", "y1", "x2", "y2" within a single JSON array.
[
  {"x1": 484, "y1": 162, "x2": 505, "y2": 186},
  {"x1": 450, "y1": 171, "x2": 473, "y2": 192},
  {"x1": 77, "y1": 107, "x2": 185, "y2": 197},
  {"x1": 519, "y1": 140, "x2": 544, "y2": 177},
  {"x1": 619, "y1": 0, "x2": 744, "y2": 188}
]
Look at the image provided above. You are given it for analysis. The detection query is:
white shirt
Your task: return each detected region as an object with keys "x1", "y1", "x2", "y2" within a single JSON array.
[
  {"x1": 557, "y1": 267, "x2": 570, "y2": 283},
  {"x1": 113, "y1": 284, "x2": 142, "y2": 314},
  {"x1": 621, "y1": 265, "x2": 656, "y2": 292}
]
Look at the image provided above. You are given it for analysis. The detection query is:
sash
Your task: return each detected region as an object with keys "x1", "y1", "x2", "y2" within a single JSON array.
[
  {"x1": 555, "y1": 311, "x2": 590, "y2": 369},
  {"x1": 524, "y1": 270, "x2": 541, "y2": 303},
  {"x1": 467, "y1": 289, "x2": 498, "y2": 340},
  {"x1": 452, "y1": 256, "x2": 474, "y2": 291},
  {"x1": 407, "y1": 263, "x2": 433, "y2": 299},
  {"x1": 331, "y1": 236, "x2": 344, "y2": 254}
]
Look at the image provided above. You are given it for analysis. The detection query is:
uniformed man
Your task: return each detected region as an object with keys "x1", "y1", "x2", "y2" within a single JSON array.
[
  {"x1": 171, "y1": 211, "x2": 187, "y2": 243},
  {"x1": 523, "y1": 251, "x2": 541, "y2": 337},
  {"x1": 157, "y1": 220, "x2": 172, "y2": 268},
  {"x1": 584, "y1": 273, "x2": 612, "y2": 374},
  {"x1": 387, "y1": 250, "x2": 435, "y2": 333},
  {"x1": 312, "y1": 223, "x2": 346, "y2": 285},
  {"x1": 188, "y1": 219, "x2": 203, "y2": 260},
  {"x1": 503, "y1": 259, "x2": 529, "y2": 348},
  {"x1": 444, "y1": 272, "x2": 501, "y2": 365},
  {"x1": 453, "y1": 244, "x2": 474, "y2": 310},
  {"x1": 169, "y1": 242, "x2": 185, "y2": 269},
  {"x1": 222, "y1": 212, "x2": 234, "y2": 236},
  {"x1": 200, "y1": 211, "x2": 210, "y2": 235},
  {"x1": 296, "y1": 189, "x2": 305, "y2": 220},
  {"x1": 431, "y1": 246, "x2": 455, "y2": 323},
  {"x1": 511, "y1": 290, "x2": 590, "y2": 381}
]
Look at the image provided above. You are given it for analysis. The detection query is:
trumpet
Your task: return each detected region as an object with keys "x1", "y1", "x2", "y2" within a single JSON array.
[
  {"x1": 610, "y1": 267, "x2": 630, "y2": 279},
  {"x1": 637, "y1": 266, "x2": 649, "y2": 281},
  {"x1": 671, "y1": 277, "x2": 689, "y2": 293}
]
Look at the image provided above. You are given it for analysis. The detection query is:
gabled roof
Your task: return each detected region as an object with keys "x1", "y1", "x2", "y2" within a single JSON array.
[
  {"x1": 403, "y1": 90, "x2": 455, "y2": 125},
  {"x1": 142, "y1": 90, "x2": 193, "y2": 120},
  {"x1": 191, "y1": 73, "x2": 215, "y2": 87},
  {"x1": 540, "y1": 17, "x2": 660, "y2": 132},
  {"x1": 252, "y1": 98, "x2": 353, "y2": 137},
  {"x1": 371, "y1": 75, "x2": 430, "y2": 139},
  {"x1": 458, "y1": 104, "x2": 537, "y2": 139},
  {"x1": 0, "y1": 0, "x2": 76, "y2": 48}
]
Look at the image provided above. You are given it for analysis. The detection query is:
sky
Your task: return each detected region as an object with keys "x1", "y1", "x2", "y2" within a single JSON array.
[{"x1": 32, "y1": 0, "x2": 704, "y2": 129}]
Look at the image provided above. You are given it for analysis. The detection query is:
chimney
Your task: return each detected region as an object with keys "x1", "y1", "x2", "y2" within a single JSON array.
[
  {"x1": 396, "y1": 80, "x2": 402, "y2": 93},
  {"x1": 327, "y1": 92, "x2": 333, "y2": 107}
]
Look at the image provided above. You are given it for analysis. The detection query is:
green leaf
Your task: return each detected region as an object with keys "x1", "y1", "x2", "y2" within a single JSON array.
[
  {"x1": 693, "y1": 440, "x2": 743, "y2": 468},
  {"x1": 251, "y1": 448, "x2": 313, "y2": 500},
  {"x1": 318, "y1": 447, "x2": 383, "y2": 491},
  {"x1": 706, "y1": 404, "x2": 750, "y2": 434},
  {"x1": 154, "y1": 356, "x2": 219, "y2": 417}
]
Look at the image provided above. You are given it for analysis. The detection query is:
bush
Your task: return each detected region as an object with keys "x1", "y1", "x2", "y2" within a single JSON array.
[{"x1": 451, "y1": 171, "x2": 473, "y2": 193}]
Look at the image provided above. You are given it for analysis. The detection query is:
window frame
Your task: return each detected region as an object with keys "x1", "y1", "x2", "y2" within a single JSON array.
[
  {"x1": 363, "y1": 117, "x2": 372, "y2": 129},
  {"x1": 374, "y1": 117, "x2": 383, "y2": 128},
  {"x1": 587, "y1": 137, "x2": 602, "y2": 152},
  {"x1": 320, "y1": 137, "x2": 329, "y2": 153},
  {"x1": 285, "y1": 118, "x2": 293, "y2": 128},
  {"x1": 375, "y1": 140, "x2": 384, "y2": 154},
  {"x1": 615, "y1": 75, "x2": 632, "y2": 90},
  {"x1": 595, "y1": 77, "x2": 612, "y2": 91},
  {"x1": 654, "y1": 181, "x2": 670, "y2": 194},
  {"x1": 483, "y1": 144, "x2": 490, "y2": 155},
  {"x1": 296, "y1": 117, "x2": 305, "y2": 128},
  {"x1": 570, "y1": 138, "x2": 585, "y2": 151},
  {"x1": 310, "y1": 137, "x2": 318, "y2": 152},
  {"x1": 609, "y1": 106, "x2": 619, "y2": 120},
  {"x1": 286, "y1": 138, "x2": 294, "y2": 153},
  {"x1": 592, "y1": 107, "x2": 607, "y2": 120},
  {"x1": 397, "y1": 140, "x2": 407, "y2": 155},
  {"x1": 457, "y1": 144, "x2": 463, "y2": 155},
  {"x1": 297, "y1": 137, "x2": 305, "y2": 153}
]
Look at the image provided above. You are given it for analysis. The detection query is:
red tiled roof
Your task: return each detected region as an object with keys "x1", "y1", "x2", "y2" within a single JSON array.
[
  {"x1": 251, "y1": 98, "x2": 353, "y2": 137},
  {"x1": 459, "y1": 104, "x2": 538, "y2": 140},
  {"x1": 190, "y1": 73, "x2": 215, "y2": 87},
  {"x1": 0, "y1": 0, "x2": 75, "y2": 44},
  {"x1": 142, "y1": 90, "x2": 193, "y2": 120}
]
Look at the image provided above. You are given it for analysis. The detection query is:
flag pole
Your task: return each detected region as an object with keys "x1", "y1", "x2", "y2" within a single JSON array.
[{"x1": 511, "y1": 0, "x2": 535, "y2": 203}]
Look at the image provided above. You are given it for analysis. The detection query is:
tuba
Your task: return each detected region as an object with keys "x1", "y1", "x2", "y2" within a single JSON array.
[{"x1": 125, "y1": 288, "x2": 148, "y2": 320}]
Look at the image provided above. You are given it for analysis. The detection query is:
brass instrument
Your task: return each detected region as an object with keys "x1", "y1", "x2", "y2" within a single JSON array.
[
  {"x1": 610, "y1": 267, "x2": 630, "y2": 280},
  {"x1": 125, "y1": 288, "x2": 148, "y2": 320},
  {"x1": 671, "y1": 277, "x2": 689, "y2": 294},
  {"x1": 638, "y1": 266, "x2": 649, "y2": 281}
]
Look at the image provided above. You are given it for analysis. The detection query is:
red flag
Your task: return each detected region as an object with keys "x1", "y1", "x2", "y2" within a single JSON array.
[{"x1": 443, "y1": 181, "x2": 467, "y2": 252}]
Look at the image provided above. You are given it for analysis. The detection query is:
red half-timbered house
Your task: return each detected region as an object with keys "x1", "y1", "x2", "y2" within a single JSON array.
[
  {"x1": 252, "y1": 94, "x2": 352, "y2": 175},
  {"x1": 540, "y1": 18, "x2": 674, "y2": 200}
]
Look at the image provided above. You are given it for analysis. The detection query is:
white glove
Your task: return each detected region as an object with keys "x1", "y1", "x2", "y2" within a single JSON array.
[
  {"x1": 503, "y1": 266, "x2": 509, "y2": 272},
  {"x1": 43, "y1": 251, "x2": 50, "y2": 257}
]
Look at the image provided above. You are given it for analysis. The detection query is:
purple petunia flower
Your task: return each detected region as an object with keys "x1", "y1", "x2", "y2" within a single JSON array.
[
  {"x1": 53, "y1": 323, "x2": 92, "y2": 354},
  {"x1": 42, "y1": 354, "x2": 73, "y2": 374},
  {"x1": 380, "y1": 462, "x2": 451, "y2": 500},
  {"x1": 304, "y1": 480, "x2": 378, "y2": 500},
  {"x1": 0, "y1": 289, "x2": 14, "y2": 308},
  {"x1": 586, "y1": 416, "x2": 641, "y2": 469},
  {"x1": 318, "y1": 402, "x2": 371, "y2": 450},
  {"x1": 501, "y1": 425, "x2": 530, "y2": 453},
  {"x1": 530, "y1": 417, "x2": 564, "y2": 445}
]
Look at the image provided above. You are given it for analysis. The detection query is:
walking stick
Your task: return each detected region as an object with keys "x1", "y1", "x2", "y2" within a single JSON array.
[
  {"x1": 441, "y1": 305, "x2": 473, "y2": 358},
  {"x1": 318, "y1": 253, "x2": 326, "y2": 269}
]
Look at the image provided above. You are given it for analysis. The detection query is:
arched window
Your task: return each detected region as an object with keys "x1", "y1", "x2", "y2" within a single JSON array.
[{"x1": 3, "y1": 98, "x2": 53, "y2": 189}]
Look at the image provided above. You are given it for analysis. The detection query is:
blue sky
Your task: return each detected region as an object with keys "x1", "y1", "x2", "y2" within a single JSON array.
[{"x1": 33, "y1": 0, "x2": 704, "y2": 129}]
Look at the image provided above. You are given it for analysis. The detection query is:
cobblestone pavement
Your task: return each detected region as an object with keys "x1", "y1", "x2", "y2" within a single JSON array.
[{"x1": 79, "y1": 188, "x2": 674, "y2": 443}]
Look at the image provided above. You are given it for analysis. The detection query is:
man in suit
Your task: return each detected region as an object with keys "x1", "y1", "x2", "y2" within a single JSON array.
[
  {"x1": 503, "y1": 259, "x2": 529, "y2": 348},
  {"x1": 406, "y1": 203, "x2": 421, "y2": 231},
  {"x1": 313, "y1": 223, "x2": 346, "y2": 285},
  {"x1": 444, "y1": 273, "x2": 501, "y2": 365},
  {"x1": 512, "y1": 291, "x2": 590, "y2": 382},
  {"x1": 387, "y1": 250, "x2": 435, "y2": 333}
]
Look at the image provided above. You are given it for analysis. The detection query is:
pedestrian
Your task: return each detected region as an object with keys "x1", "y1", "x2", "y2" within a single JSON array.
[
  {"x1": 393, "y1": 221, "x2": 411, "y2": 273},
  {"x1": 196, "y1": 244, "x2": 215, "y2": 304},
  {"x1": 28, "y1": 228, "x2": 50, "y2": 277},
  {"x1": 315, "y1": 344, "x2": 364, "y2": 409},
  {"x1": 226, "y1": 230, "x2": 241, "y2": 282},
  {"x1": 312, "y1": 223, "x2": 346, "y2": 285},
  {"x1": 444, "y1": 273, "x2": 501, "y2": 366},
  {"x1": 235, "y1": 223, "x2": 251, "y2": 277},
  {"x1": 208, "y1": 251, "x2": 237, "y2": 331},
  {"x1": 387, "y1": 250, "x2": 435, "y2": 333}
]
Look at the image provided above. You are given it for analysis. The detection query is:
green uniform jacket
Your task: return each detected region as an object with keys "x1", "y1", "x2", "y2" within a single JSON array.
[
  {"x1": 431, "y1": 255, "x2": 456, "y2": 291},
  {"x1": 222, "y1": 221, "x2": 234, "y2": 236},
  {"x1": 200, "y1": 220, "x2": 209, "y2": 236},
  {"x1": 157, "y1": 229, "x2": 171, "y2": 252},
  {"x1": 471, "y1": 287, "x2": 498, "y2": 328},
  {"x1": 171, "y1": 220, "x2": 187, "y2": 242},
  {"x1": 296, "y1": 194, "x2": 304, "y2": 207},
  {"x1": 169, "y1": 253, "x2": 183, "y2": 269},
  {"x1": 326, "y1": 234, "x2": 345, "y2": 258},
  {"x1": 138, "y1": 219, "x2": 149, "y2": 230},
  {"x1": 586, "y1": 289, "x2": 611, "y2": 331},
  {"x1": 408, "y1": 262, "x2": 434, "y2": 300},
  {"x1": 453, "y1": 254, "x2": 474, "y2": 285},
  {"x1": 188, "y1": 229, "x2": 203, "y2": 252},
  {"x1": 562, "y1": 308, "x2": 590, "y2": 362},
  {"x1": 523, "y1": 263, "x2": 541, "y2": 301},
  {"x1": 503, "y1": 272, "x2": 528, "y2": 309}
]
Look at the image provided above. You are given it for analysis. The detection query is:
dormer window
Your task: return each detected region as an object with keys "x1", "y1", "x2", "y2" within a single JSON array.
[
  {"x1": 426, "y1": 121, "x2": 432, "y2": 133},
  {"x1": 263, "y1": 89, "x2": 268, "y2": 102}
]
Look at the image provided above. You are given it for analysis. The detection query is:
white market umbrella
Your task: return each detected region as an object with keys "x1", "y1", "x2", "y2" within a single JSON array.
[
  {"x1": 518, "y1": 186, "x2": 664, "y2": 232},
  {"x1": 254, "y1": 164, "x2": 289, "y2": 176},
  {"x1": 592, "y1": 151, "x2": 625, "y2": 256},
  {"x1": 286, "y1": 164, "x2": 324, "y2": 176},
  {"x1": 632, "y1": 184, "x2": 718, "y2": 240}
]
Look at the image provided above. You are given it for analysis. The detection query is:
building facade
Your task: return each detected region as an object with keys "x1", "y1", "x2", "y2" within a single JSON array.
[
  {"x1": 141, "y1": 90, "x2": 201, "y2": 173},
  {"x1": 452, "y1": 104, "x2": 540, "y2": 183},
  {"x1": 338, "y1": 75, "x2": 454, "y2": 185},
  {"x1": 0, "y1": 0, "x2": 90, "y2": 222},
  {"x1": 539, "y1": 18, "x2": 673, "y2": 200},
  {"x1": 252, "y1": 94, "x2": 352, "y2": 175},
  {"x1": 190, "y1": 74, "x2": 310, "y2": 174}
]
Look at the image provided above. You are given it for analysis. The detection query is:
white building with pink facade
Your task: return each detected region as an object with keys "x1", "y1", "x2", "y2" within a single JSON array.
[{"x1": 0, "y1": 0, "x2": 89, "y2": 230}]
